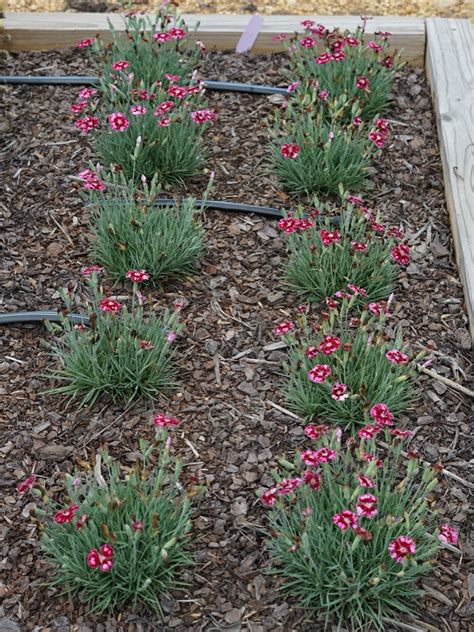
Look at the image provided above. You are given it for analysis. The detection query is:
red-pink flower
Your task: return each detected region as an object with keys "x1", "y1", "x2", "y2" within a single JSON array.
[
  {"x1": 260, "y1": 488, "x2": 278, "y2": 507},
  {"x1": 75, "y1": 514, "x2": 88, "y2": 530},
  {"x1": 78, "y1": 169, "x2": 106, "y2": 191},
  {"x1": 304, "y1": 346, "x2": 319, "y2": 359},
  {"x1": 300, "y1": 36, "x2": 317, "y2": 48},
  {"x1": 191, "y1": 109, "x2": 217, "y2": 124},
  {"x1": 326, "y1": 297, "x2": 338, "y2": 310},
  {"x1": 308, "y1": 364, "x2": 331, "y2": 383},
  {"x1": 153, "y1": 413, "x2": 181, "y2": 428},
  {"x1": 139, "y1": 340, "x2": 154, "y2": 350},
  {"x1": 363, "y1": 453, "x2": 384, "y2": 468},
  {"x1": 87, "y1": 543, "x2": 114, "y2": 572},
  {"x1": 331, "y1": 382, "x2": 349, "y2": 401},
  {"x1": 333, "y1": 510, "x2": 358, "y2": 530},
  {"x1": 386, "y1": 349, "x2": 409, "y2": 365},
  {"x1": 357, "y1": 474, "x2": 374, "y2": 488},
  {"x1": 389, "y1": 428, "x2": 413, "y2": 438},
  {"x1": 304, "y1": 424, "x2": 329, "y2": 440},
  {"x1": 99, "y1": 298, "x2": 123, "y2": 313},
  {"x1": 132, "y1": 521, "x2": 144, "y2": 531},
  {"x1": 155, "y1": 101, "x2": 175, "y2": 116},
  {"x1": 168, "y1": 27, "x2": 187, "y2": 40},
  {"x1": 165, "y1": 73, "x2": 180, "y2": 82},
  {"x1": 130, "y1": 105, "x2": 147, "y2": 116},
  {"x1": 356, "y1": 75, "x2": 369, "y2": 90},
  {"x1": 301, "y1": 19, "x2": 315, "y2": 28},
  {"x1": 126, "y1": 269, "x2": 150, "y2": 283},
  {"x1": 370, "y1": 403, "x2": 394, "y2": 427},
  {"x1": 168, "y1": 85, "x2": 188, "y2": 99},
  {"x1": 368, "y1": 301, "x2": 390, "y2": 317},
  {"x1": 16, "y1": 474, "x2": 36, "y2": 494},
  {"x1": 319, "y1": 90, "x2": 329, "y2": 101},
  {"x1": 315, "y1": 52, "x2": 334, "y2": 64},
  {"x1": 356, "y1": 493, "x2": 378, "y2": 518},
  {"x1": 277, "y1": 217, "x2": 313, "y2": 233},
  {"x1": 352, "y1": 116, "x2": 362, "y2": 127},
  {"x1": 354, "y1": 525, "x2": 373, "y2": 541},
  {"x1": 281, "y1": 143, "x2": 300, "y2": 159},
  {"x1": 79, "y1": 88, "x2": 97, "y2": 99},
  {"x1": 388, "y1": 226, "x2": 404, "y2": 239},
  {"x1": 358, "y1": 424, "x2": 381, "y2": 440},
  {"x1": 369, "y1": 130, "x2": 387, "y2": 148},
  {"x1": 153, "y1": 31, "x2": 172, "y2": 43},
  {"x1": 320, "y1": 229, "x2": 341, "y2": 246},
  {"x1": 438, "y1": 524, "x2": 458, "y2": 545},
  {"x1": 345, "y1": 37, "x2": 360, "y2": 46},
  {"x1": 347, "y1": 283, "x2": 367, "y2": 296},
  {"x1": 272, "y1": 33, "x2": 288, "y2": 41},
  {"x1": 81, "y1": 264, "x2": 104, "y2": 276},
  {"x1": 111, "y1": 60, "x2": 129, "y2": 71},
  {"x1": 367, "y1": 40, "x2": 383, "y2": 52},
  {"x1": 276, "y1": 478, "x2": 302, "y2": 495},
  {"x1": 351, "y1": 240, "x2": 368, "y2": 252},
  {"x1": 77, "y1": 38, "x2": 95, "y2": 48},
  {"x1": 70, "y1": 101, "x2": 88, "y2": 114},
  {"x1": 388, "y1": 536, "x2": 416, "y2": 563},
  {"x1": 75, "y1": 115, "x2": 99, "y2": 134},
  {"x1": 319, "y1": 334, "x2": 341, "y2": 355},
  {"x1": 108, "y1": 112, "x2": 129, "y2": 132},
  {"x1": 391, "y1": 243, "x2": 411, "y2": 265},
  {"x1": 287, "y1": 80, "x2": 300, "y2": 93},
  {"x1": 157, "y1": 117, "x2": 171, "y2": 127},
  {"x1": 273, "y1": 320, "x2": 295, "y2": 335},
  {"x1": 54, "y1": 503, "x2": 80, "y2": 525},
  {"x1": 303, "y1": 470, "x2": 322, "y2": 490},
  {"x1": 332, "y1": 50, "x2": 346, "y2": 61},
  {"x1": 370, "y1": 220, "x2": 386, "y2": 233},
  {"x1": 301, "y1": 447, "x2": 336, "y2": 466},
  {"x1": 375, "y1": 118, "x2": 390, "y2": 134},
  {"x1": 381, "y1": 55, "x2": 394, "y2": 68}
]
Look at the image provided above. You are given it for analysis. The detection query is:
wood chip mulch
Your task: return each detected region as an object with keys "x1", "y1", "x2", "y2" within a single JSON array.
[{"x1": 0, "y1": 49, "x2": 473, "y2": 632}]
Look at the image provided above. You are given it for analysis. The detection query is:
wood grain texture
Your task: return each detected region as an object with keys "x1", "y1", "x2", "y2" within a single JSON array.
[
  {"x1": 426, "y1": 18, "x2": 474, "y2": 342},
  {"x1": 3, "y1": 12, "x2": 425, "y2": 64}
]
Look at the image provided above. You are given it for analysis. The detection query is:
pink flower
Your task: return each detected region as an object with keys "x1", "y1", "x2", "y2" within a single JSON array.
[
  {"x1": 358, "y1": 424, "x2": 381, "y2": 440},
  {"x1": 356, "y1": 75, "x2": 369, "y2": 90},
  {"x1": 70, "y1": 101, "x2": 88, "y2": 114},
  {"x1": 130, "y1": 105, "x2": 147, "y2": 116},
  {"x1": 367, "y1": 40, "x2": 383, "y2": 53},
  {"x1": 370, "y1": 403, "x2": 394, "y2": 427},
  {"x1": 333, "y1": 510, "x2": 358, "y2": 530},
  {"x1": 75, "y1": 115, "x2": 99, "y2": 134},
  {"x1": 388, "y1": 226, "x2": 404, "y2": 239},
  {"x1": 111, "y1": 60, "x2": 129, "y2": 71},
  {"x1": 272, "y1": 33, "x2": 288, "y2": 41},
  {"x1": 391, "y1": 243, "x2": 411, "y2": 265},
  {"x1": 277, "y1": 217, "x2": 313, "y2": 233},
  {"x1": 260, "y1": 488, "x2": 278, "y2": 507},
  {"x1": 354, "y1": 526, "x2": 373, "y2": 541},
  {"x1": 375, "y1": 118, "x2": 390, "y2": 134},
  {"x1": 301, "y1": 19, "x2": 315, "y2": 28},
  {"x1": 308, "y1": 364, "x2": 331, "y2": 383},
  {"x1": 78, "y1": 169, "x2": 105, "y2": 191},
  {"x1": 166, "y1": 331, "x2": 176, "y2": 343},
  {"x1": 356, "y1": 493, "x2": 378, "y2": 519},
  {"x1": 273, "y1": 320, "x2": 295, "y2": 335},
  {"x1": 438, "y1": 524, "x2": 459, "y2": 545},
  {"x1": 345, "y1": 37, "x2": 360, "y2": 46},
  {"x1": 139, "y1": 340, "x2": 154, "y2": 350},
  {"x1": 331, "y1": 383, "x2": 349, "y2": 401},
  {"x1": 16, "y1": 474, "x2": 36, "y2": 494},
  {"x1": 351, "y1": 240, "x2": 367, "y2": 252},
  {"x1": 315, "y1": 52, "x2": 334, "y2": 64},
  {"x1": 153, "y1": 413, "x2": 181, "y2": 428},
  {"x1": 77, "y1": 38, "x2": 95, "y2": 48},
  {"x1": 386, "y1": 349, "x2": 409, "y2": 365},
  {"x1": 154, "y1": 101, "x2": 175, "y2": 116},
  {"x1": 99, "y1": 298, "x2": 123, "y2": 313},
  {"x1": 368, "y1": 301, "x2": 390, "y2": 317},
  {"x1": 332, "y1": 50, "x2": 346, "y2": 61},
  {"x1": 301, "y1": 448, "x2": 336, "y2": 467},
  {"x1": 304, "y1": 424, "x2": 329, "y2": 440},
  {"x1": 75, "y1": 514, "x2": 88, "y2": 530},
  {"x1": 168, "y1": 85, "x2": 188, "y2": 99},
  {"x1": 357, "y1": 474, "x2": 374, "y2": 488},
  {"x1": 303, "y1": 470, "x2": 322, "y2": 490},
  {"x1": 154, "y1": 31, "x2": 172, "y2": 42},
  {"x1": 54, "y1": 503, "x2": 80, "y2": 525},
  {"x1": 78, "y1": 88, "x2": 97, "y2": 99},
  {"x1": 281, "y1": 143, "x2": 300, "y2": 159},
  {"x1": 168, "y1": 27, "x2": 187, "y2": 40},
  {"x1": 370, "y1": 220, "x2": 386, "y2": 233},
  {"x1": 363, "y1": 453, "x2": 384, "y2": 468},
  {"x1": 300, "y1": 36, "x2": 317, "y2": 48},
  {"x1": 304, "y1": 346, "x2": 319, "y2": 359},
  {"x1": 326, "y1": 297, "x2": 338, "y2": 310},
  {"x1": 191, "y1": 109, "x2": 217, "y2": 124},
  {"x1": 319, "y1": 334, "x2": 341, "y2": 355},
  {"x1": 287, "y1": 81, "x2": 300, "y2": 93},
  {"x1": 87, "y1": 543, "x2": 114, "y2": 572},
  {"x1": 132, "y1": 521, "x2": 144, "y2": 531},
  {"x1": 126, "y1": 269, "x2": 150, "y2": 283},
  {"x1": 319, "y1": 90, "x2": 329, "y2": 101},
  {"x1": 347, "y1": 283, "x2": 367, "y2": 296},
  {"x1": 276, "y1": 478, "x2": 302, "y2": 495},
  {"x1": 369, "y1": 130, "x2": 387, "y2": 148},
  {"x1": 320, "y1": 229, "x2": 340, "y2": 246},
  {"x1": 381, "y1": 55, "x2": 394, "y2": 68},
  {"x1": 81, "y1": 264, "x2": 104, "y2": 276},
  {"x1": 389, "y1": 428, "x2": 413, "y2": 438},
  {"x1": 157, "y1": 117, "x2": 171, "y2": 127},
  {"x1": 352, "y1": 116, "x2": 362, "y2": 127},
  {"x1": 164, "y1": 73, "x2": 180, "y2": 82},
  {"x1": 388, "y1": 536, "x2": 416, "y2": 563},
  {"x1": 108, "y1": 112, "x2": 129, "y2": 132},
  {"x1": 375, "y1": 30, "x2": 392, "y2": 39}
]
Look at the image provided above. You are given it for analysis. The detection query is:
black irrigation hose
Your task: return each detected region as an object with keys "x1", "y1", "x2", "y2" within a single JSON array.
[
  {"x1": 0, "y1": 76, "x2": 289, "y2": 95},
  {"x1": 0, "y1": 311, "x2": 89, "y2": 325},
  {"x1": 154, "y1": 198, "x2": 284, "y2": 219}
]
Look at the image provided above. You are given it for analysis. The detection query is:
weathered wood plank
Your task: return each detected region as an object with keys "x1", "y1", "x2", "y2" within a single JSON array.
[
  {"x1": 2, "y1": 13, "x2": 425, "y2": 64},
  {"x1": 425, "y1": 18, "x2": 474, "y2": 342}
]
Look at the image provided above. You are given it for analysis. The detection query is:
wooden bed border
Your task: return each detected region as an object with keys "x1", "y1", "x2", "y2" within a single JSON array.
[{"x1": 1, "y1": 13, "x2": 473, "y2": 341}]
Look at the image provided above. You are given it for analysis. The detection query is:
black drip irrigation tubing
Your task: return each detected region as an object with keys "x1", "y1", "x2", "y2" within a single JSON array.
[
  {"x1": 0, "y1": 76, "x2": 289, "y2": 95},
  {"x1": 0, "y1": 311, "x2": 89, "y2": 325},
  {"x1": 154, "y1": 198, "x2": 284, "y2": 219}
]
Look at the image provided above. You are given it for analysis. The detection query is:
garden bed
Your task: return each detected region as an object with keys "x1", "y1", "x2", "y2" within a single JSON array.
[{"x1": 1, "y1": 45, "x2": 473, "y2": 632}]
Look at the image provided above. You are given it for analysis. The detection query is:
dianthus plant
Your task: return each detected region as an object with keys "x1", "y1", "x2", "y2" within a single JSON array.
[
  {"x1": 37, "y1": 431, "x2": 194, "y2": 614},
  {"x1": 283, "y1": 20, "x2": 402, "y2": 122},
  {"x1": 45, "y1": 271, "x2": 180, "y2": 406},
  {"x1": 83, "y1": 5, "x2": 203, "y2": 107},
  {"x1": 280, "y1": 197, "x2": 403, "y2": 303},
  {"x1": 87, "y1": 176, "x2": 205, "y2": 285},
  {"x1": 261, "y1": 429, "x2": 457, "y2": 630},
  {"x1": 277, "y1": 298, "x2": 421, "y2": 429},
  {"x1": 269, "y1": 100, "x2": 378, "y2": 197}
]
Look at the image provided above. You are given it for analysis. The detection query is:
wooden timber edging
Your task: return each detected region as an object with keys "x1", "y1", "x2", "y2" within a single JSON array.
[
  {"x1": 2, "y1": 13, "x2": 426, "y2": 65},
  {"x1": 425, "y1": 18, "x2": 474, "y2": 342}
]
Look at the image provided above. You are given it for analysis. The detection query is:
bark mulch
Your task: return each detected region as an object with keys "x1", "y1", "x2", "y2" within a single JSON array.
[{"x1": 1, "y1": 50, "x2": 473, "y2": 632}]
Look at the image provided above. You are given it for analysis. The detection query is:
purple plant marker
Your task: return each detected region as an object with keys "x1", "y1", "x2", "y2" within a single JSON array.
[{"x1": 235, "y1": 15, "x2": 264, "y2": 54}]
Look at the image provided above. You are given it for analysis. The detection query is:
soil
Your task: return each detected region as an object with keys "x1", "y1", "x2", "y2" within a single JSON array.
[{"x1": 1, "y1": 49, "x2": 473, "y2": 632}]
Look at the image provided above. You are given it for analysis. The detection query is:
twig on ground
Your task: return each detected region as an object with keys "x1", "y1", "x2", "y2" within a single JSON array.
[{"x1": 419, "y1": 365, "x2": 474, "y2": 398}]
